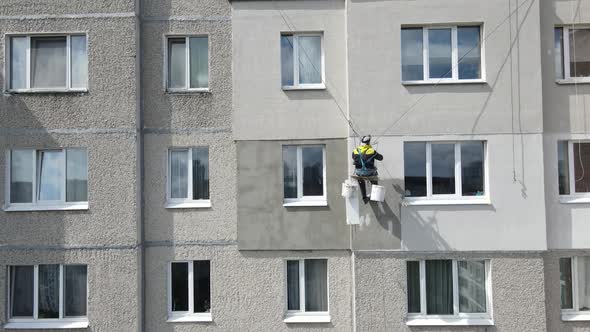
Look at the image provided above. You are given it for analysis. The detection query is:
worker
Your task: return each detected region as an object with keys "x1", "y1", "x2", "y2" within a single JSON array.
[{"x1": 352, "y1": 135, "x2": 383, "y2": 204}]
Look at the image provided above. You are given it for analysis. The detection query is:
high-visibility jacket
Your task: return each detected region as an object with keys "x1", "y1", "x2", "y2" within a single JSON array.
[{"x1": 352, "y1": 145, "x2": 383, "y2": 170}]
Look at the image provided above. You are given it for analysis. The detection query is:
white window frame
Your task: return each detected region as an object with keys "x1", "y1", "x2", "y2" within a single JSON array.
[
  {"x1": 4, "y1": 149, "x2": 89, "y2": 212},
  {"x1": 164, "y1": 35, "x2": 210, "y2": 92},
  {"x1": 165, "y1": 147, "x2": 211, "y2": 209},
  {"x1": 401, "y1": 25, "x2": 485, "y2": 85},
  {"x1": 282, "y1": 145, "x2": 327, "y2": 207},
  {"x1": 5, "y1": 264, "x2": 89, "y2": 330},
  {"x1": 4, "y1": 33, "x2": 88, "y2": 93},
  {"x1": 559, "y1": 141, "x2": 590, "y2": 203},
  {"x1": 555, "y1": 26, "x2": 590, "y2": 84},
  {"x1": 403, "y1": 141, "x2": 489, "y2": 206},
  {"x1": 561, "y1": 256, "x2": 590, "y2": 321},
  {"x1": 406, "y1": 260, "x2": 493, "y2": 326},
  {"x1": 281, "y1": 32, "x2": 326, "y2": 90},
  {"x1": 167, "y1": 261, "x2": 212, "y2": 323},
  {"x1": 283, "y1": 259, "x2": 331, "y2": 323}
]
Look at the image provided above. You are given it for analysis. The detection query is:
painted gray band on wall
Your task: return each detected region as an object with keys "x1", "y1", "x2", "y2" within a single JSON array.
[
  {"x1": 0, "y1": 127, "x2": 136, "y2": 135},
  {"x1": 142, "y1": 16, "x2": 231, "y2": 22},
  {"x1": 143, "y1": 127, "x2": 231, "y2": 134},
  {"x1": 0, "y1": 12, "x2": 136, "y2": 20},
  {"x1": 145, "y1": 240, "x2": 237, "y2": 247},
  {"x1": 0, "y1": 244, "x2": 138, "y2": 251}
]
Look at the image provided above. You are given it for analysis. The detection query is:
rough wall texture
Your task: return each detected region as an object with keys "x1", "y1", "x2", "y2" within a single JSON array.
[
  {"x1": 144, "y1": 247, "x2": 352, "y2": 332},
  {"x1": 0, "y1": 0, "x2": 135, "y2": 16},
  {"x1": 355, "y1": 252, "x2": 547, "y2": 332},
  {"x1": 0, "y1": 248, "x2": 139, "y2": 332}
]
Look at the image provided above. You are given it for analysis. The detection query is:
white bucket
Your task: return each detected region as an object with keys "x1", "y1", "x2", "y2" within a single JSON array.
[
  {"x1": 370, "y1": 185, "x2": 385, "y2": 202},
  {"x1": 341, "y1": 180, "x2": 355, "y2": 198}
]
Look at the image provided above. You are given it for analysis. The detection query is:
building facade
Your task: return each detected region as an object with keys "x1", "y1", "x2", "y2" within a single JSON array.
[{"x1": 1, "y1": 0, "x2": 590, "y2": 331}]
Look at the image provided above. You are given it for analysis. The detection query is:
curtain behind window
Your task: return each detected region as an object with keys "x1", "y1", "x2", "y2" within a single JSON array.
[
  {"x1": 426, "y1": 260, "x2": 453, "y2": 315},
  {"x1": 10, "y1": 266, "x2": 34, "y2": 317},
  {"x1": 283, "y1": 146, "x2": 297, "y2": 198},
  {"x1": 298, "y1": 36, "x2": 322, "y2": 84},
  {"x1": 302, "y1": 147, "x2": 323, "y2": 196},
  {"x1": 287, "y1": 260, "x2": 300, "y2": 310},
  {"x1": 560, "y1": 257, "x2": 573, "y2": 309},
  {"x1": 170, "y1": 150, "x2": 188, "y2": 199},
  {"x1": 65, "y1": 265, "x2": 87, "y2": 317},
  {"x1": 192, "y1": 147, "x2": 209, "y2": 200},
  {"x1": 31, "y1": 37, "x2": 67, "y2": 88},
  {"x1": 458, "y1": 261, "x2": 486, "y2": 313},
  {"x1": 281, "y1": 35, "x2": 294, "y2": 86},
  {"x1": 578, "y1": 257, "x2": 590, "y2": 311},
  {"x1": 10, "y1": 150, "x2": 33, "y2": 203},
  {"x1": 406, "y1": 261, "x2": 421, "y2": 313},
  {"x1": 38, "y1": 150, "x2": 63, "y2": 201},
  {"x1": 38, "y1": 265, "x2": 60, "y2": 318},
  {"x1": 190, "y1": 37, "x2": 208, "y2": 88},
  {"x1": 169, "y1": 39, "x2": 186, "y2": 88},
  {"x1": 304, "y1": 259, "x2": 328, "y2": 312},
  {"x1": 10, "y1": 37, "x2": 27, "y2": 89},
  {"x1": 573, "y1": 143, "x2": 590, "y2": 192},
  {"x1": 66, "y1": 149, "x2": 88, "y2": 202}
]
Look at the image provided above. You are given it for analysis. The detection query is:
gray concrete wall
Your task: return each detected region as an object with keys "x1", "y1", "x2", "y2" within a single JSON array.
[
  {"x1": 232, "y1": 0, "x2": 349, "y2": 140},
  {"x1": 237, "y1": 139, "x2": 350, "y2": 250},
  {"x1": 355, "y1": 252, "x2": 547, "y2": 332},
  {"x1": 144, "y1": 246, "x2": 352, "y2": 332}
]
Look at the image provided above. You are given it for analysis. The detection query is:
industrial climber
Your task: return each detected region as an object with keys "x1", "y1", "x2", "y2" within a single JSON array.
[{"x1": 352, "y1": 135, "x2": 383, "y2": 204}]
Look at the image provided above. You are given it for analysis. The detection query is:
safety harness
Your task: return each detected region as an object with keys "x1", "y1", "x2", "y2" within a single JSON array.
[{"x1": 355, "y1": 147, "x2": 378, "y2": 177}]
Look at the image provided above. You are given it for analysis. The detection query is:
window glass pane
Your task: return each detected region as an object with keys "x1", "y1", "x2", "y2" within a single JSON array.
[
  {"x1": 31, "y1": 37, "x2": 67, "y2": 88},
  {"x1": 569, "y1": 29, "x2": 590, "y2": 78},
  {"x1": 432, "y1": 144, "x2": 455, "y2": 195},
  {"x1": 287, "y1": 260, "x2": 300, "y2": 310},
  {"x1": 10, "y1": 266, "x2": 34, "y2": 317},
  {"x1": 170, "y1": 150, "x2": 188, "y2": 199},
  {"x1": 298, "y1": 36, "x2": 322, "y2": 84},
  {"x1": 283, "y1": 146, "x2": 298, "y2": 198},
  {"x1": 168, "y1": 38, "x2": 187, "y2": 89},
  {"x1": 281, "y1": 35, "x2": 294, "y2": 86},
  {"x1": 458, "y1": 260, "x2": 486, "y2": 313},
  {"x1": 71, "y1": 36, "x2": 88, "y2": 89},
  {"x1": 560, "y1": 257, "x2": 573, "y2": 309},
  {"x1": 428, "y1": 29, "x2": 452, "y2": 79},
  {"x1": 302, "y1": 146, "x2": 324, "y2": 196},
  {"x1": 404, "y1": 142, "x2": 427, "y2": 197},
  {"x1": 461, "y1": 142, "x2": 484, "y2": 196},
  {"x1": 10, "y1": 37, "x2": 27, "y2": 90},
  {"x1": 425, "y1": 260, "x2": 453, "y2": 315},
  {"x1": 66, "y1": 149, "x2": 88, "y2": 202},
  {"x1": 10, "y1": 150, "x2": 33, "y2": 203},
  {"x1": 192, "y1": 147, "x2": 209, "y2": 200},
  {"x1": 193, "y1": 261, "x2": 211, "y2": 313},
  {"x1": 189, "y1": 37, "x2": 208, "y2": 89},
  {"x1": 573, "y1": 143, "x2": 590, "y2": 193},
  {"x1": 555, "y1": 28, "x2": 565, "y2": 79},
  {"x1": 38, "y1": 150, "x2": 63, "y2": 201},
  {"x1": 458, "y1": 26, "x2": 481, "y2": 79},
  {"x1": 401, "y1": 28, "x2": 424, "y2": 81},
  {"x1": 558, "y1": 141, "x2": 570, "y2": 195},
  {"x1": 304, "y1": 259, "x2": 328, "y2": 312},
  {"x1": 65, "y1": 265, "x2": 87, "y2": 317},
  {"x1": 406, "y1": 261, "x2": 421, "y2": 313},
  {"x1": 38, "y1": 264, "x2": 60, "y2": 319},
  {"x1": 171, "y1": 262, "x2": 189, "y2": 312},
  {"x1": 578, "y1": 257, "x2": 590, "y2": 311}
]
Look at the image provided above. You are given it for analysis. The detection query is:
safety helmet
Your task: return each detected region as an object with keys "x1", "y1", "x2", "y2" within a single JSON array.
[{"x1": 361, "y1": 135, "x2": 372, "y2": 144}]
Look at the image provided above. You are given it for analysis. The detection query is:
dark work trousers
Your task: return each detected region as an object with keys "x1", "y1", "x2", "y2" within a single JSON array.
[{"x1": 358, "y1": 179, "x2": 378, "y2": 203}]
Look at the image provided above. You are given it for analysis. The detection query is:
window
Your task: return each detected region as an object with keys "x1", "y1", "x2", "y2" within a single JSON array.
[
  {"x1": 168, "y1": 261, "x2": 211, "y2": 322},
  {"x1": 285, "y1": 259, "x2": 329, "y2": 323},
  {"x1": 167, "y1": 36, "x2": 209, "y2": 91},
  {"x1": 5, "y1": 149, "x2": 88, "y2": 211},
  {"x1": 401, "y1": 26, "x2": 482, "y2": 83},
  {"x1": 281, "y1": 33, "x2": 325, "y2": 89},
  {"x1": 406, "y1": 260, "x2": 492, "y2": 325},
  {"x1": 403, "y1": 141, "x2": 486, "y2": 203},
  {"x1": 6, "y1": 35, "x2": 87, "y2": 92},
  {"x1": 167, "y1": 147, "x2": 210, "y2": 208},
  {"x1": 558, "y1": 141, "x2": 590, "y2": 200},
  {"x1": 555, "y1": 27, "x2": 590, "y2": 81},
  {"x1": 7, "y1": 265, "x2": 88, "y2": 329},
  {"x1": 560, "y1": 257, "x2": 590, "y2": 320},
  {"x1": 282, "y1": 145, "x2": 326, "y2": 206}
]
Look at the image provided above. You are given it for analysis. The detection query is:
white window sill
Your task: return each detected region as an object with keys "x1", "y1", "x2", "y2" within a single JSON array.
[
  {"x1": 166, "y1": 88, "x2": 210, "y2": 94},
  {"x1": 3, "y1": 202, "x2": 89, "y2": 212},
  {"x1": 165, "y1": 200, "x2": 211, "y2": 209},
  {"x1": 562, "y1": 311, "x2": 590, "y2": 321},
  {"x1": 283, "y1": 313, "x2": 331, "y2": 323},
  {"x1": 402, "y1": 79, "x2": 486, "y2": 86},
  {"x1": 556, "y1": 79, "x2": 590, "y2": 85},
  {"x1": 4, "y1": 320, "x2": 89, "y2": 329},
  {"x1": 283, "y1": 200, "x2": 328, "y2": 207},
  {"x1": 5, "y1": 89, "x2": 88, "y2": 94},
  {"x1": 559, "y1": 195, "x2": 590, "y2": 204},
  {"x1": 167, "y1": 313, "x2": 212, "y2": 323},
  {"x1": 406, "y1": 317, "x2": 493, "y2": 326},
  {"x1": 282, "y1": 84, "x2": 326, "y2": 91},
  {"x1": 402, "y1": 197, "x2": 490, "y2": 206}
]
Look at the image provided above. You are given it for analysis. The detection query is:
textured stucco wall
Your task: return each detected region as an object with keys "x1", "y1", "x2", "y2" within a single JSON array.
[
  {"x1": 347, "y1": 0, "x2": 543, "y2": 135},
  {"x1": 232, "y1": 0, "x2": 349, "y2": 140},
  {"x1": 0, "y1": 248, "x2": 139, "y2": 332},
  {"x1": 144, "y1": 246, "x2": 352, "y2": 332},
  {"x1": 545, "y1": 251, "x2": 590, "y2": 332},
  {"x1": 142, "y1": 0, "x2": 230, "y2": 18},
  {"x1": 355, "y1": 252, "x2": 547, "y2": 332},
  {"x1": 237, "y1": 139, "x2": 350, "y2": 250},
  {"x1": 0, "y1": 0, "x2": 135, "y2": 16}
]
